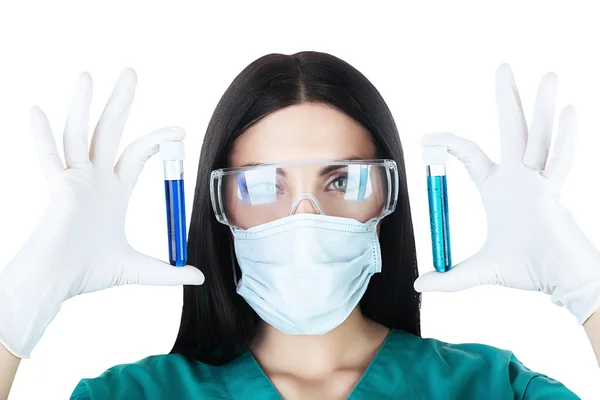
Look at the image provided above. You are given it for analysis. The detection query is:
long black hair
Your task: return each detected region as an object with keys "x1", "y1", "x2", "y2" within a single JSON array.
[{"x1": 171, "y1": 51, "x2": 420, "y2": 365}]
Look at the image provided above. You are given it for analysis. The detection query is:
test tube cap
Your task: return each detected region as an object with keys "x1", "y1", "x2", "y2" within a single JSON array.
[
  {"x1": 160, "y1": 141, "x2": 185, "y2": 161},
  {"x1": 422, "y1": 145, "x2": 448, "y2": 165}
]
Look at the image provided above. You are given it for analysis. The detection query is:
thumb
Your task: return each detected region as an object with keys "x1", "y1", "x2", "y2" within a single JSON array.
[
  {"x1": 422, "y1": 132, "x2": 495, "y2": 186},
  {"x1": 414, "y1": 251, "x2": 496, "y2": 292},
  {"x1": 127, "y1": 250, "x2": 205, "y2": 286},
  {"x1": 115, "y1": 126, "x2": 186, "y2": 189}
]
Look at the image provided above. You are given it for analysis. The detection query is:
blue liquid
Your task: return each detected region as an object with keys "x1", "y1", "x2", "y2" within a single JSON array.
[
  {"x1": 164, "y1": 179, "x2": 187, "y2": 267},
  {"x1": 427, "y1": 175, "x2": 451, "y2": 272}
]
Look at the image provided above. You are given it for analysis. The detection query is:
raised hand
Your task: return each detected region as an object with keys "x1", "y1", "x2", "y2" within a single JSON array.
[
  {"x1": 0, "y1": 69, "x2": 204, "y2": 359},
  {"x1": 414, "y1": 64, "x2": 600, "y2": 325}
]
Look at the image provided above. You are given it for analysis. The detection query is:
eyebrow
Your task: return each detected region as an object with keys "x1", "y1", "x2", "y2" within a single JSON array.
[
  {"x1": 317, "y1": 164, "x2": 347, "y2": 177},
  {"x1": 241, "y1": 157, "x2": 363, "y2": 168},
  {"x1": 240, "y1": 157, "x2": 363, "y2": 178}
]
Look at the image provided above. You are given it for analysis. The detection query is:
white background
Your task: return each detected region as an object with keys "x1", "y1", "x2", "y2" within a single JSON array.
[{"x1": 1, "y1": 1, "x2": 599, "y2": 398}]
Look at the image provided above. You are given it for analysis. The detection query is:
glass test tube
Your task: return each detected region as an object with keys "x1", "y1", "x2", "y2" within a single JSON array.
[
  {"x1": 160, "y1": 141, "x2": 187, "y2": 267},
  {"x1": 423, "y1": 145, "x2": 452, "y2": 272}
]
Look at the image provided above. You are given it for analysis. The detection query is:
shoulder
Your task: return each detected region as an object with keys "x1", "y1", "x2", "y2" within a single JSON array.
[
  {"x1": 70, "y1": 353, "x2": 230, "y2": 400},
  {"x1": 383, "y1": 330, "x2": 579, "y2": 399},
  {"x1": 386, "y1": 329, "x2": 517, "y2": 368}
]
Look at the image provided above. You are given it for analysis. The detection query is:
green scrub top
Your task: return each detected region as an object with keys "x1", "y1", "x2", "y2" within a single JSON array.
[{"x1": 70, "y1": 329, "x2": 579, "y2": 399}]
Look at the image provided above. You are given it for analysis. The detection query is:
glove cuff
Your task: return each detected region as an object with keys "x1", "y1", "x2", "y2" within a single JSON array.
[
  {"x1": 552, "y1": 277, "x2": 600, "y2": 324},
  {"x1": 0, "y1": 275, "x2": 63, "y2": 358}
]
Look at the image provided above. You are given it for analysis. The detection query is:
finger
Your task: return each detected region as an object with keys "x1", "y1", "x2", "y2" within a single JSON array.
[
  {"x1": 90, "y1": 68, "x2": 137, "y2": 169},
  {"x1": 128, "y1": 251, "x2": 205, "y2": 286},
  {"x1": 543, "y1": 105, "x2": 577, "y2": 185},
  {"x1": 115, "y1": 126, "x2": 186, "y2": 189},
  {"x1": 523, "y1": 72, "x2": 558, "y2": 170},
  {"x1": 414, "y1": 252, "x2": 497, "y2": 292},
  {"x1": 496, "y1": 64, "x2": 528, "y2": 166},
  {"x1": 29, "y1": 106, "x2": 65, "y2": 182},
  {"x1": 64, "y1": 72, "x2": 93, "y2": 167},
  {"x1": 422, "y1": 132, "x2": 495, "y2": 185}
]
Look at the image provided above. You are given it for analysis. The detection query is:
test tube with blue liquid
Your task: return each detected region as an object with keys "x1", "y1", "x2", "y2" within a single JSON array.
[
  {"x1": 423, "y1": 145, "x2": 452, "y2": 272},
  {"x1": 160, "y1": 141, "x2": 187, "y2": 267}
]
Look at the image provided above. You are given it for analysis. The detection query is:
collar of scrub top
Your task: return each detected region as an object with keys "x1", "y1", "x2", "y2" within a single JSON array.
[{"x1": 216, "y1": 329, "x2": 418, "y2": 399}]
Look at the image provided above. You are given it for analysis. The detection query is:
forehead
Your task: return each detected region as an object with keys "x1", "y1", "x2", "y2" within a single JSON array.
[{"x1": 230, "y1": 103, "x2": 376, "y2": 167}]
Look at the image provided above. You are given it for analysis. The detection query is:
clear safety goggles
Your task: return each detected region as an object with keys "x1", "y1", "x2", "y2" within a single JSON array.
[{"x1": 210, "y1": 159, "x2": 399, "y2": 229}]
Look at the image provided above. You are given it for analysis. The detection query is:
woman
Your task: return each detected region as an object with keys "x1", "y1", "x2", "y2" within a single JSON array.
[{"x1": 0, "y1": 52, "x2": 597, "y2": 399}]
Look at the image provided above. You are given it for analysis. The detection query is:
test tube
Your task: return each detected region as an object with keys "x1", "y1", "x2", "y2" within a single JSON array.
[
  {"x1": 423, "y1": 145, "x2": 452, "y2": 272},
  {"x1": 160, "y1": 141, "x2": 187, "y2": 267}
]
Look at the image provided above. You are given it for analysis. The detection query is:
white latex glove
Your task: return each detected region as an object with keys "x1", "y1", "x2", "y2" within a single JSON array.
[
  {"x1": 414, "y1": 64, "x2": 600, "y2": 325},
  {"x1": 0, "y1": 69, "x2": 205, "y2": 359}
]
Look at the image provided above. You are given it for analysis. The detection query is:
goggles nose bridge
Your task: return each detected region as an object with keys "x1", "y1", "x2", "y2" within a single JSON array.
[{"x1": 289, "y1": 193, "x2": 325, "y2": 216}]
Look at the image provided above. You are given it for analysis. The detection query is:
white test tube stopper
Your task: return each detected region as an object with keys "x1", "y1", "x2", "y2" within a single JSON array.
[
  {"x1": 160, "y1": 141, "x2": 185, "y2": 161},
  {"x1": 422, "y1": 145, "x2": 448, "y2": 165}
]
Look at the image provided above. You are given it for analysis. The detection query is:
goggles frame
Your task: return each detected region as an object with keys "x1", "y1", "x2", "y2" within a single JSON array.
[{"x1": 210, "y1": 158, "x2": 399, "y2": 228}]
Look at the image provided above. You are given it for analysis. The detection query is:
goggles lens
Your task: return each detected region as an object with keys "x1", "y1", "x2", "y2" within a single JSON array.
[{"x1": 210, "y1": 159, "x2": 398, "y2": 229}]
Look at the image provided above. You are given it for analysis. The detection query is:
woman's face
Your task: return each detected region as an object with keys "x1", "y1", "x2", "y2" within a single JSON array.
[{"x1": 227, "y1": 103, "x2": 382, "y2": 228}]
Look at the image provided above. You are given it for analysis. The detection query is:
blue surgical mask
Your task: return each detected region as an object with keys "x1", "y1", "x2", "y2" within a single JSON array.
[{"x1": 231, "y1": 213, "x2": 382, "y2": 335}]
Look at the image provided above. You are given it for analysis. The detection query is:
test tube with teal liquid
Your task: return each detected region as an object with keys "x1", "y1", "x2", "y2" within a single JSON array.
[
  {"x1": 160, "y1": 141, "x2": 187, "y2": 267},
  {"x1": 423, "y1": 145, "x2": 452, "y2": 272}
]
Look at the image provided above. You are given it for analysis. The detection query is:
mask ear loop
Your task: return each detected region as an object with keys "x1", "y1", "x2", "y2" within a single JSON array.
[{"x1": 228, "y1": 226, "x2": 240, "y2": 287}]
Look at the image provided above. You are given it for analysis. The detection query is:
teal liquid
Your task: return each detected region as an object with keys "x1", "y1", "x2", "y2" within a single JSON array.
[{"x1": 427, "y1": 175, "x2": 451, "y2": 272}]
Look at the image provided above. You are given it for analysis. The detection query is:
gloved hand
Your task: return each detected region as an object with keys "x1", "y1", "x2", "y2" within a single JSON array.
[
  {"x1": 414, "y1": 64, "x2": 600, "y2": 325},
  {"x1": 0, "y1": 69, "x2": 205, "y2": 359}
]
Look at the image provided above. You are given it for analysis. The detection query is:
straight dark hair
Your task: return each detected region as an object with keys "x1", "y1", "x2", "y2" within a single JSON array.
[{"x1": 171, "y1": 51, "x2": 420, "y2": 365}]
